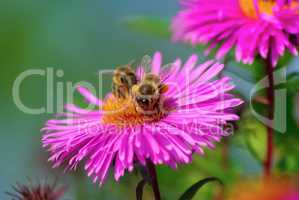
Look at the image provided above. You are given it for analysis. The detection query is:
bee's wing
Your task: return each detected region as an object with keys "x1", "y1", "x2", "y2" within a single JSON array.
[
  {"x1": 140, "y1": 55, "x2": 152, "y2": 73},
  {"x1": 127, "y1": 59, "x2": 137, "y2": 69},
  {"x1": 136, "y1": 55, "x2": 152, "y2": 79},
  {"x1": 160, "y1": 62, "x2": 177, "y2": 82}
]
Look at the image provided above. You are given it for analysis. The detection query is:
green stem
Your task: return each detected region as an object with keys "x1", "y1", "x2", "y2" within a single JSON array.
[
  {"x1": 146, "y1": 160, "x2": 161, "y2": 200},
  {"x1": 264, "y1": 55, "x2": 274, "y2": 177}
]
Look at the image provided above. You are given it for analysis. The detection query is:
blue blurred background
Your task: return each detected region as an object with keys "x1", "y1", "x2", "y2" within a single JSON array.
[{"x1": 1, "y1": 0, "x2": 299, "y2": 199}]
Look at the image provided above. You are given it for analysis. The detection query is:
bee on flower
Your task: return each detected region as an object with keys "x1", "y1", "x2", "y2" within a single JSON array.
[{"x1": 42, "y1": 52, "x2": 242, "y2": 186}]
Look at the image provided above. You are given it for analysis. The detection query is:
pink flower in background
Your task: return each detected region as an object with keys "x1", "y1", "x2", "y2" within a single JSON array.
[
  {"x1": 7, "y1": 180, "x2": 66, "y2": 200},
  {"x1": 287, "y1": 192, "x2": 299, "y2": 200},
  {"x1": 227, "y1": 176, "x2": 299, "y2": 200},
  {"x1": 172, "y1": 0, "x2": 299, "y2": 66},
  {"x1": 42, "y1": 52, "x2": 242, "y2": 185}
]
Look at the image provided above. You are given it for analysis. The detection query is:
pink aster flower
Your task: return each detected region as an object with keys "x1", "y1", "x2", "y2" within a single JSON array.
[
  {"x1": 172, "y1": 0, "x2": 299, "y2": 66},
  {"x1": 42, "y1": 52, "x2": 242, "y2": 185}
]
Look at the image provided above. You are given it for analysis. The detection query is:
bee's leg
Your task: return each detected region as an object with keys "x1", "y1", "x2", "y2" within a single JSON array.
[
  {"x1": 153, "y1": 100, "x2": 161, "y2": 115},
  {"x1": 156, "y1": 97, "x2": 166, "y2": 115},
  {"x1": 119, "y1": 88, "x2": 128, "y2": 98}
]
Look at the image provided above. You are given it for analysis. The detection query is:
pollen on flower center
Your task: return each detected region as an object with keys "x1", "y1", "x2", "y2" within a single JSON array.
[
  {"x1": 101, "y1": 96, "x2": 166, "y2": 126},
  {"x1": 240, "y1": 0, "x2": 299, "y2": 18},
  {"x1": 239, "y1": 0, "x2": 276, "y2": 18}
]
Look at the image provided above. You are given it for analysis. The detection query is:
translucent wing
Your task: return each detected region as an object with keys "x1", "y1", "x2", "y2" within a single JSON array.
[
  {"x1": 127, "y1": 59, "x2": 137, "y2": 69},
  {"x1": 160, "y1": 62, "x2": 177, "y2": 82},
  {"x1": 140, "y1": 55, "x2": 152, "y2": 74},
  {"x1": 136, "y1": 55, "x2": 152, "y2": 79}
]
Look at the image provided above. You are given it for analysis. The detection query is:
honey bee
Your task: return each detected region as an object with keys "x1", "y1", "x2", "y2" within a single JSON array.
[
  {"x1": 112, "y1": 64, "x2": 138, "y2": 98},
  {"x1": 131, "y1": 73, "x2": 168, "y2": 115}
]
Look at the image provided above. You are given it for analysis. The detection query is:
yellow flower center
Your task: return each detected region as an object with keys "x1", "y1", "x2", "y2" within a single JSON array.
[
  {"x1": 239, "y1": 0, "x2": 299, "y2": 18},
  {"x1": 239, "y1": 0, "x2": 276, "y2": 18},
  {"x1": 101, "y1": 96, "x2": 166, "y2": 127}
]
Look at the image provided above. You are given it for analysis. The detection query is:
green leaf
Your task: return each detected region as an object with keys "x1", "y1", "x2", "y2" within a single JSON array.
[
  {"x1": 287, "y1": 72, "x2": 299, "y2": 92},
  {"x1": 277, "y1": 52, "x2": 294, "y2": 68},
  {"x1": 178, "y1": 177, "x2": 222, "y2": 200},
  {"x1": 123, "y1": 16, "x2": 170, "y2": 39},
  {"x1": 238, "y1": 112, "x2": 267, "y2": 163},
  {"x1": 223, "y1": 63, "x2": 255, "y2": 101}
]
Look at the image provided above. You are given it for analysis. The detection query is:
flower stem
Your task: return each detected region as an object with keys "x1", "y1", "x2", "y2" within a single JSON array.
[
  {"x1": 264, "y1": 55, "x2": 274, "y2": 177},
  {"x1": 146, "y1": 160, "x2": 161, "y2": 200}
]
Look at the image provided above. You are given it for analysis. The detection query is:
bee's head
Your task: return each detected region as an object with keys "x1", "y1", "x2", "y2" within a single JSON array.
[
  {"x1": 132, "y1": 83, "x2": 159, "y2": 111},
  {"x1": 139, "y1": 83, "x2": 156, "y2": 95}
]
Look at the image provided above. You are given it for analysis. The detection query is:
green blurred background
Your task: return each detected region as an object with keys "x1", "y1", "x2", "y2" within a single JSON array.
[{"x1": 1, "y1": 0, "x2": 299, "y2": 199}]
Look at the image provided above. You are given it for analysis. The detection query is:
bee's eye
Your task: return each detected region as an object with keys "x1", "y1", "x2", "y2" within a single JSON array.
[{"x1": 136, "y1": 97, "x2": 149, "y2": 106}]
